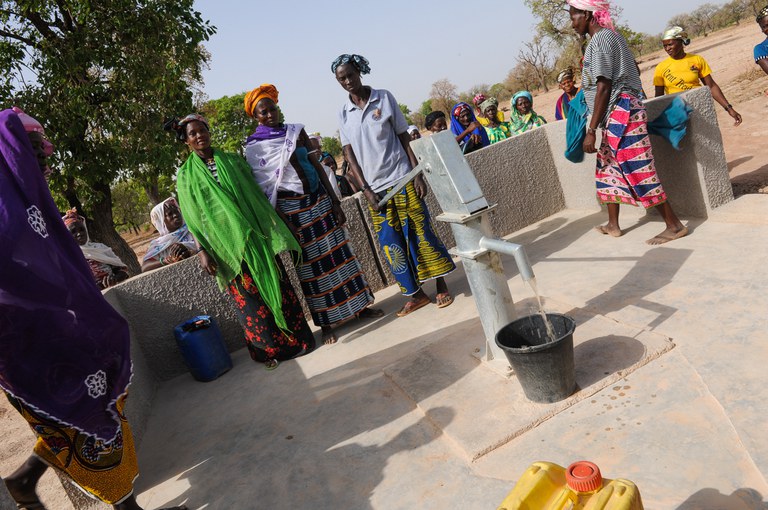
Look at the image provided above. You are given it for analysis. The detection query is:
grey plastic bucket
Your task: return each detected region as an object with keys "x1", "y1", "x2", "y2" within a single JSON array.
[{"x1": 495, "y1": 313, "x2": 576, "y2": 403}]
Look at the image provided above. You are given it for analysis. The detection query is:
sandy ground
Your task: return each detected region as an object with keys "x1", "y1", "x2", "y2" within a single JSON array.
[{"x1": 1, "y1": 21, "x2": 767, "y2": 510}]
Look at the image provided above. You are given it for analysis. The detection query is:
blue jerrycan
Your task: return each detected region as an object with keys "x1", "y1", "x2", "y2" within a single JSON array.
[{"x1": 173, "y1": 315, "x2": 233, "y2": 382}]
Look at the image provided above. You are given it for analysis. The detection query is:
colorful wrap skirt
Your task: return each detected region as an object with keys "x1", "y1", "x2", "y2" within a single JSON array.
[
  {"x1": 6, "y1": 392, "x2": 138, "y2": 505},
  {"x1": 596, "y1": 93, "x2": 668, "y2": 209},
  {"x1": 370, "y1": 181, "x2": 456, "y2": 296},
  {"x1": 227, "y1": 264, "x2": 315, "y2": 363},
  {"x1": 277, "y1": 189, "x2": 374, "y2": 327}
]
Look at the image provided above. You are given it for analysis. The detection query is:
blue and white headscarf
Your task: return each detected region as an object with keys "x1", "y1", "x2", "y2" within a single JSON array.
[{"x1": 331, "y1": 54, "x2": 371, "y2": 75}]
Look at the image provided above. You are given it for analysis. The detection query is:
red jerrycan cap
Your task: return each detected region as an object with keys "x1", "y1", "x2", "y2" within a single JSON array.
[{"x1": 566, "y1": 461, "x2": 603, "y2": 492}]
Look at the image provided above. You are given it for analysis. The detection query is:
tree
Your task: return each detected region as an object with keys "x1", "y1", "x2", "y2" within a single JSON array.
[
  {"x1": 321, "y1": 136, "x2": 342, "y2": 157},
  {"x1": 398, "y1": 103, "x2": 413, "y2": 124},
  {"x1": 524, "y1": 0, "x2": 574, "y2": 44},
  {"x1": 0, "y1": 1, "x2": 215, "y2": 274},
  {"x1": 419, "y1": 99, "x2": 433, "y2": 117},
  {"x1": 517, "y1": 35, "x2": 555, "y2": 92},
  {"x1": 200, "y1": 92, "x2": 255, "y2": 156},
  {"x1": 429, "y1": 78, "x2": 458, "y2": 115},
  {"x1": 112, "y1": 179, "x2": 151, "y2": 235}
]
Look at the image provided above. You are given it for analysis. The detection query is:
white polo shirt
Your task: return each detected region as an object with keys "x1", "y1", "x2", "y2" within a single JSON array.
[{"x1": 338, "y1": 87, "x2": 411, "y2": 193}]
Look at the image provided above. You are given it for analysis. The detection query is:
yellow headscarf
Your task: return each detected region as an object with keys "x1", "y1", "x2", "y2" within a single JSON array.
[{"x1": 244, "y1": 84, "x2": 279, "y2": 118}]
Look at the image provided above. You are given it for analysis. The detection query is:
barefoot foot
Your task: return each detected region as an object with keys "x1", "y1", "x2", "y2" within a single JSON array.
[
  {"x1": 595, "y1": 224, "x2": 622, "y2": 237},
  {"x1": 357, "y1": 307, "x2": 385, "y2": 319},
  {"x1": 321, "y1": 326, "x2": 338, "y2": 345},
  {"x1": 646, "y1": 225, "x2": 688, "y2": 245}
]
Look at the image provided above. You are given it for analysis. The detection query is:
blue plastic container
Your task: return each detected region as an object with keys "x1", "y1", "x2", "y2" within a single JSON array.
[{"x1": 173, "y1": 315, "x2": 233, "y2": 382}]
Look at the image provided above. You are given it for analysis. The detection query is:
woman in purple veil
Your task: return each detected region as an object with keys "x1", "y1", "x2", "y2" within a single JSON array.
[{"x1": 0, "y1": 108, "x2": 184, "y2": 510}]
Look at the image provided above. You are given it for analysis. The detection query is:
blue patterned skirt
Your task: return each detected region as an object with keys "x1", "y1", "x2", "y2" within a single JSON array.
[{"x1": 277, "y1": 189, "x2": 374, "y2": 326}]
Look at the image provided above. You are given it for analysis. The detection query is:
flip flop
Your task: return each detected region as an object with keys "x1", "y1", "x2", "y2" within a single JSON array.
[
  {"x1": 396, "y1": 298, "x2": 430, "y2": 317},
  {"x1": 435, "y1": 292, "x2": 454, "y2": 309},
  {"x1": 264, "y1": 359, "x2": 279, "y2": 371}
]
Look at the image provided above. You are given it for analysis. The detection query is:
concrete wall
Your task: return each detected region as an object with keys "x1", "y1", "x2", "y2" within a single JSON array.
[{"x1": 105, "y1": 86, "x2": 733, "y2": 452}]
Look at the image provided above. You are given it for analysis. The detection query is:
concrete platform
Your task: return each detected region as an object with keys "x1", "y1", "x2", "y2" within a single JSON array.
[{"x1": 133, "y1": 198, "x2": 768, "y2": 510}]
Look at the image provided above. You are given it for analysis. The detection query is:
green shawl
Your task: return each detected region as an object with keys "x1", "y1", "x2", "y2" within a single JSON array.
[
  {"x1": 176, "y1": 149, "x2": 300, "y2": 331},
  {"x1": 509, "y1": 109, "x2": 547, "y2": 135}
]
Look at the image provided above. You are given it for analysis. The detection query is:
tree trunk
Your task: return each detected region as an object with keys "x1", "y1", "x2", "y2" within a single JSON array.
[
  {"x1": 86, "y1": 181, "x2": 142, "y2": 275},
  {"x1": 143, "y1": 174, "x2": 161, "y2": 205}
]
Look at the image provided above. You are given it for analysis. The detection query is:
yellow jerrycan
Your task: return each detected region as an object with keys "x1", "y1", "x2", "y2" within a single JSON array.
[{"x1": 497, "y1": 461, "x2": 644, "y2": 510}]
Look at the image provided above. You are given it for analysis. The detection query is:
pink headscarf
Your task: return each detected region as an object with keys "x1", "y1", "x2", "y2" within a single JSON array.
[
  {"x1": 12, "y1": 106, "x2": 54, "y2": 177},
  {"x1": 567, "y1": 0, "x2": 615, "y2": 31}
]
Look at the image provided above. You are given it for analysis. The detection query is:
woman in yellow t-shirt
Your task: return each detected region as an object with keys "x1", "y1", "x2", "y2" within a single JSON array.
[{"x1": 653, "y1": 26, "x2": 742, "y2": 126}]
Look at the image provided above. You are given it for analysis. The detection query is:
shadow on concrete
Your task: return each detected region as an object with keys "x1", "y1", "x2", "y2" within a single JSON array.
[
  {"x1": 573, "y1": 335, "x2": 647, "y2": 388},
  {"x1": 135, "y1": 321, "x2": 477, "y2": 509},
  {"x1": 676, "y1": 488, "x2": 768, "y2": 509},
  {"x1": 581, "y1": 247, "x2": 693, "y2": 330},
  {"x1": 732, "y1": 162, "x2": 768, "y2": 197},
  {"x1": 728, "y1": 155, "x2": 754, "y2": 172}
]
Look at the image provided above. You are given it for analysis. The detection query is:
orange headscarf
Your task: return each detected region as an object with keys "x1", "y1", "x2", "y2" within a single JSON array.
[{"x1": 244, "y1": 84, "x2": 279, "y2": 118}]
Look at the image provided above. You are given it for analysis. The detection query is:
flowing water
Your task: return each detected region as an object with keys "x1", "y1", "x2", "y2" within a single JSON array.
[{"x1": 527, "y1": 276, "x2": 557, "y2": 343}]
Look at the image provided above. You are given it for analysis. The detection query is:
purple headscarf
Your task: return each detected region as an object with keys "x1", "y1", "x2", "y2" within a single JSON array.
[{"x1": 0, "y1": 109, "x2": 132, "y2": 442}]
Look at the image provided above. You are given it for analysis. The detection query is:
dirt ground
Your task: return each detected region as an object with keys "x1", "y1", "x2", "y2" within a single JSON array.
[{"x1": 1, "y1": 21, "x2": 767, "y2": 510}]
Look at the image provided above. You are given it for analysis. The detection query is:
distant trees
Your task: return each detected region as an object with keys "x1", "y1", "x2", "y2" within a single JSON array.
[
  {"x1": 200, "y1": 93, "x2": 255, "y2": 156},
  {"x1": 321, "y1": 136, "x2": 342, "y2": 157},
  {"x1": 429, "y1": 79, "x2": 458, "y2": 115}
]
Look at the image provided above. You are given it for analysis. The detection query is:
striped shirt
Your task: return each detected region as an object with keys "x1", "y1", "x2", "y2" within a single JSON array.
[{"x1": 582, "y1": 28, "x2": 643, "y2": 126}]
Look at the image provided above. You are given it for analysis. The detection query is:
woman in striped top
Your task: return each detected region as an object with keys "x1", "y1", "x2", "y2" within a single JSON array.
[{"x1": 568, "y1": 0, "x2": 688, "y2": 245}]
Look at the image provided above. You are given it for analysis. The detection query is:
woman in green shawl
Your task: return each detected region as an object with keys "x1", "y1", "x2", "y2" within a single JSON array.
[
  {"x1": 510, "y1": 91, "x2": 547, "y2": 135},
  {"x1": 170, "y1": 114, "x2": 315, "y2": 370}
]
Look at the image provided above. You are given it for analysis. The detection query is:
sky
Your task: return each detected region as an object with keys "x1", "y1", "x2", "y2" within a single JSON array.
[{"x1": 193, "y1": 0, "x2": 727, "y2": 137}]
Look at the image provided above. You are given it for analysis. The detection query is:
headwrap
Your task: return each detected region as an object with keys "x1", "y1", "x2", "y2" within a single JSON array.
[
  {"x1": 176, "y1": 147, "x2": 301, "y2": 332},
  {"x1": 479, "y1": 97, "x2": 498, "y2": 113},
  {"x1": 165, "y1": 114, "x2": 209, "y2": 143},
  {"x1": 12, "y1": 106, "x2": 53, "y2": 176},
  {"x1": 449, "y1": 102, "x2": 490, "y2": 149},
  {"x1": 62, "y1": 207, "x2": 127, "y2": 268},
  {"x1": 331, "y1": 54, "x2": 371, "y2": 75},
  {"x1": 662, "y1": 26, "x2": 690, "y2": 45},
  {"x1": 567, "y1": 0, "x2": 615, "y2": 31},
  {"x1": 757, "y1": 5, "x2": 768, "y2": 22},
  {"x1": 424, "y1": 111, "x2": 445, "y2": 130},
  {"x1": 512, "y1": 91, "x2": 534, "y2": 107},
  {"x1": 473, "y1": 94, "x2": 486, "y2": 107},
  {"x1": 557, "y1": 69, "x2": 575, "y2": 83},
  {"x1": 143, "y1": 197, "x2": 197, "y2": 263},
  {"x1": 0, "y1": 109, "x2": 132, "y2": 442},
  {"x1": 63, "y1": 207, "x2": 85, "y2": 227},
  {"x1": 407, "y1": 125, "x2": 419, "y2": 134},
  {"x1": 244, "y1": 84, "x2": 279, "y2": 118}
]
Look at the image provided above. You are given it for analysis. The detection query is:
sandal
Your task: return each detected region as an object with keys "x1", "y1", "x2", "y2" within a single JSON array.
[
  {"x1": 264, "y1": 359, "x2": 279, "y2": 370},
  {"x1": 396, "y1": 297, "x2": 430, "y2": 317},
  {"x1": 435, "y1": 292, "x2": 454, "y2": 309}
]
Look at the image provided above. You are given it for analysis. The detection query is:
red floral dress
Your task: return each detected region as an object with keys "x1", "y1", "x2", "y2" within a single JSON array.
[{"x1": 227, "y1": 267, "x2": 315, "y2": 363}]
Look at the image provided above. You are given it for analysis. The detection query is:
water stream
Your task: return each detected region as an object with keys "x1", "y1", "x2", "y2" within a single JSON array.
[{"x1": 527, "y1": 276, "x2": 557, "y2": 343}]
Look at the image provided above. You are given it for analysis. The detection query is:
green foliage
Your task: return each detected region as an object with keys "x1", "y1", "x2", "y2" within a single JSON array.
[
  {"x1": 200, "y1": 92, "x2": 256, "y2": 155},
  {"x1": 321, "y1": 136, "x2": 342, "y2": 157},
  {"x1": 0, "y1": 0, "x2": 215, "y2": 271},
  {"x1": 398, "y1": 103, "x2": 413, "y2": 124},
  {"x1": 419, "y1": 99, "x2": 433, "y2": 116},
  {"x1": 112, "y1": 179, "x2": 151, "y2": 231}
]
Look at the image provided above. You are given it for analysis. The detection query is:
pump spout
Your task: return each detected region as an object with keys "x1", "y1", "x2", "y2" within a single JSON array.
[{"x1": 478, "y1": 237, "x2": 535, "y2": 282}]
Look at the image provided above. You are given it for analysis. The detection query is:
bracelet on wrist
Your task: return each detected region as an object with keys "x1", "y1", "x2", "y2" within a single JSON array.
[
  {"x1": 725, "y1": 103, "x2": 733, "y2": 111},
  {"x1": 587, "y1": 127, "x2": 597, "y2": 135},
  {"x1": 362, "y1": 184, "x2": 372, "y2": 191}
]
